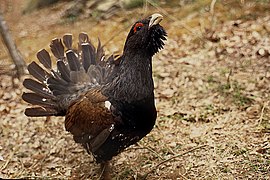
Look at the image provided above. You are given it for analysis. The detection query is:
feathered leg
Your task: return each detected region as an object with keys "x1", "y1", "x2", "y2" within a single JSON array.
[{"x1": 100, "y1": 161, "x2": 111, "y2": 180}]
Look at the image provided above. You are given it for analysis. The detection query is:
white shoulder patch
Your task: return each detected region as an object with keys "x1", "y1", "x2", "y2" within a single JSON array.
[{"x1": 105, "y1": 101, "x2": 111, "y2": 110}]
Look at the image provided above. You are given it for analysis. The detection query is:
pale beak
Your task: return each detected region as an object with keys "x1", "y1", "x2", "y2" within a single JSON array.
[{"x1": 149, "y1": 13, "x2": 163, "y2": 29}]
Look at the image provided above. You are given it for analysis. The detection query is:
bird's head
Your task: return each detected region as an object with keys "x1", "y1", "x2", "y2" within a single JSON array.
[{"x1": 124, "y1": 13, "x2": 167, "y2": 56}]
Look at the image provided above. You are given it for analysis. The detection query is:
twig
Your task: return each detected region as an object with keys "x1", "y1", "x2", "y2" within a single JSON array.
[
  {"x1": 141, "y1": 144, "x2": 208, "y2": 179},
  {"x1": 210, "y1": 0, "x2": 217, "y2": 30},
  {"x1": 179, "y1": 173, "x2": 189, "y2": 180},
  {"x1": 226, "y1": 68, "x2": 233, "y2": 86},
  {"x1": 0, "y1": 154, "x2": 12, "y2": 171},
  {"x1": 0, "y1": 145, "x2": 19, "y2": 171},
  {"x1": 0, "y1": 11, "x2": 26, "y2": 77},
  {"x1": 258, "y1": 101, "x2": 268, "y2": 126},
  {"x1": 210, "y1": 0, "x2": 217, "y2": 16},
  {"x1": 137, "y1": 143, "x2": 165, "y2": 160},
  {"x1": 14, "y1": 160, "x2": 26, "y2": 178}
]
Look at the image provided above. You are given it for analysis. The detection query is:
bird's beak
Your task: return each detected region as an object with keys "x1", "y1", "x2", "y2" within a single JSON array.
[{"x1": 149, "y1": 13, "x2": 163, "y2": 29}]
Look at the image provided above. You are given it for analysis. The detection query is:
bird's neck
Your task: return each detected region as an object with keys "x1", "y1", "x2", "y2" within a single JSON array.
[
  {"x1": 103, "y1": 49, "x2": 155, "y2": 103},
  {"x1": 104, "y1": 50, "x2": 157, "y2": 131},
  {"x1": 119, "y1": 51, "x2": 154, "y2": 101}
]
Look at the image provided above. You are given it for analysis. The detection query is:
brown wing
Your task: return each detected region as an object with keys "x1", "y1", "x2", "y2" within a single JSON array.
[{"x1": 65, "y1": 89, "x2": 117, "y2": 153}]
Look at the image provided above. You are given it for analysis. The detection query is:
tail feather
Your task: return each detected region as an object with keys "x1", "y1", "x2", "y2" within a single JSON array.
[
  {"x1": 47, "y1": 76, "x2": 68, "y2": 86},
  {"x1": 25, "y1": 107, "x2": 59, "y2": 117},
  {"x1": 23, "y1": 33, "x2": 118, "y2": 117},
  {"x1": 22, "y1": 93, "x2": 57, "y2": 108},
  {"x1": 36, "y1": 49, "x2": 63, "y2": 81},
  {"x1": 50, "y1": 38, "x2": 65, "y2": 59},
  {"x1": 47, "y1": 77, "x2": 70, "y2": 94},
  {"x1": 37, "y1": 49, "x2": 52, "y2": 69},
  {"x1": 66, "y1": 50, "x2": 80, "y2": 71},
  {"x1": 79, "y1": 32, "x2": 90, "y2": 43},
  {"x1": 79, "y1": 32, "x2": 96, "y2": 67},
  {"x1": 23, "y1": 79, "x2": 55, "y2": 99},
  {"x1": 96, "y1": 39, "x2": 105, "y2": 65},
  {"x1": 48, "y1": 84, "x2": 70, "y2": 95},
  {"x1": 28, "y1": 62, "x2": 50, "y2": 83},
  {"x1": 82, "y1": 43, "x2": 96, "y2": 70},
  {"x1": 57, "y1": 61, "x2": 71, "y2": 82},
  {"x1": 78, "y1": 33, "x2": 96, "y2": 56},
  {"x1": 63, "y1": 34, "x2": 73, "y2": 50}
]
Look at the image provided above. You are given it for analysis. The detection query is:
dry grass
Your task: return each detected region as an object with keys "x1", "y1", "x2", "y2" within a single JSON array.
[{"x1": 1, "y1": 0, "x2": 270, "y2": 179}]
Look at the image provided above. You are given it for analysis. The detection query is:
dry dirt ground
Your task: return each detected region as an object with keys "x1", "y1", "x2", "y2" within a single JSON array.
[{"x1": 0, "y1": 1, "x2": 270, "y2": 179}]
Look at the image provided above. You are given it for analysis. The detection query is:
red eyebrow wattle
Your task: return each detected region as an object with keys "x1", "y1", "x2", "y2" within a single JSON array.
[{"x1": 133, "y1": 23, "x2": 144, "y2": 33}]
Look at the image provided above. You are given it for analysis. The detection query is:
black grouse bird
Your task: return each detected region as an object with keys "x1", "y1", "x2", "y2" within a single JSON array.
[{"x1": 22, "y1": 13, "x2": 167, "y2": 178}]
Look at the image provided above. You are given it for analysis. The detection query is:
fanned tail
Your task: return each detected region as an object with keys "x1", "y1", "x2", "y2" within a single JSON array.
[{"x1": 23, "y1": 33, "x2": 118, "y2": 117}]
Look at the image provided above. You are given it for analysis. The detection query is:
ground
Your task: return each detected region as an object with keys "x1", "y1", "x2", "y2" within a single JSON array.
[{"x1": 0, "y1": 0, "x2": 270, "y2": 179}]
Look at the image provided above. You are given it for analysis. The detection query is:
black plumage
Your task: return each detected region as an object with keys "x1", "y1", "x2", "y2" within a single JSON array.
[{"x1": 22, "y1": 13, "x2": 167, "y2": 178}]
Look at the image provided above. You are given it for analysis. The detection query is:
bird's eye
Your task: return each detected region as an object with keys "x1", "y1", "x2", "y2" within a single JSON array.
[
  {"x1": 136, "y1": 26, "x2": 142, "y2": 31},
  {"x1": 133, "y1": 23, "x2": 144, "y2": 33}
]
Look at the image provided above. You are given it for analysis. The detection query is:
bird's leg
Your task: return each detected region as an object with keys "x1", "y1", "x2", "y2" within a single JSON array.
[{"x1": 100, "y1": 161, "x2": 111, "y2": 180}]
